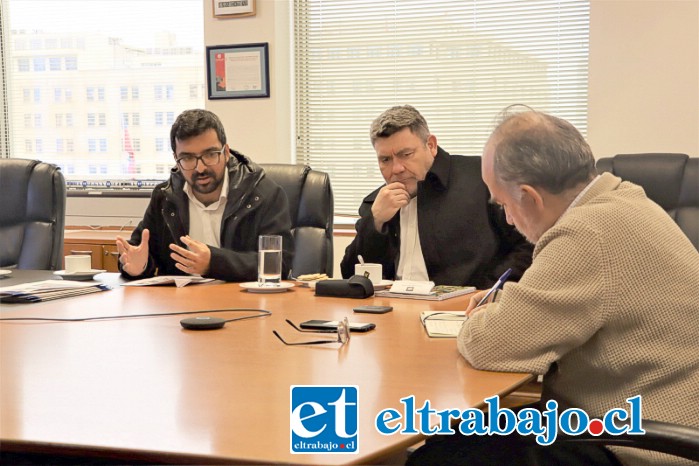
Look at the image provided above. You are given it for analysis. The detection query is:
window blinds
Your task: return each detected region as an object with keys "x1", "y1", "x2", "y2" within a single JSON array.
[{"x1": 294, "y1": 0, "x2": 589, "y2": 215}]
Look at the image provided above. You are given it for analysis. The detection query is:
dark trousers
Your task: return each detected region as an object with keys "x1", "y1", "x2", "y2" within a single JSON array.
[{"x1": 406, "y1": 402, "x2": 622, "y2": 466}]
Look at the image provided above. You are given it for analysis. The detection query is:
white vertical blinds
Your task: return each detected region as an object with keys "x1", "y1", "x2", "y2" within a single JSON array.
[{"x1": 294, "y1": 0, "x2": 590, "y2": 215}]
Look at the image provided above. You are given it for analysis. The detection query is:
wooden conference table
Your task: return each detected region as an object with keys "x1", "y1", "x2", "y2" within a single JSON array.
[{"x1": 0, "y1": 275, "x2": 532, "y2": 465}]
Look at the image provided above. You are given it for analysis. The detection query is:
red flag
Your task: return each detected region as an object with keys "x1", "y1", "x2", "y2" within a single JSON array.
[{"x1": 123, "y1": 128, "x2": 135, "y2": 174}]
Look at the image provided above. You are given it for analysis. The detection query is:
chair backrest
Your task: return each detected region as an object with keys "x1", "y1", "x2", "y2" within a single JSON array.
[
  {"x1": 260, "y1": 163, "x2": 334, "y2": 277},
  {"x1": 596, "y1": 153, "x2": 698, "y2": 249},
  {"x1": 0, "y1": 158, "x2": 66, "y2": 270}
]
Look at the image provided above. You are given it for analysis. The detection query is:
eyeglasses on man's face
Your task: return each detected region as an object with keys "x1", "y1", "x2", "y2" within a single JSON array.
[
  {"x1": 175, "y1": 148, "x2": 225, "y2": 171},
  {"x1": 273, "y1": 317, "x2": 350, "y2": 346}
]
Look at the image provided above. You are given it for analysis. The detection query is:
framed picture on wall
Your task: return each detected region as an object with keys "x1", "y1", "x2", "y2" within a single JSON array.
[
  {"x1": 213, "y1": 0, "x2": 256, "y2": 18},
  {"x1": 206, "y1": 43, "x2": 270, "y2": 99}
]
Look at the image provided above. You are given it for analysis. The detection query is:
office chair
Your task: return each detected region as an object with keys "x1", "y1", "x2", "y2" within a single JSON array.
[
  {"x1": 260, "y1": 163, "x2": 334, "y2": 277},
  {"x1": 596, "y1": 153, "x2": 698, "y2": 249},
  {"x1": 0, "y1": 158, "x2": 67, "y2": 270},
  {"x1": 557, "y1": 419, "x2": 699, "y2": 463}
]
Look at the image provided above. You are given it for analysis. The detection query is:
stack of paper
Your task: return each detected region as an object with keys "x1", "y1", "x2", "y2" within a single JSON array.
[
  {"x1": 420, "y1": 311, "x2": 467, "y2": 338},
  {"x1": 375, "y1": 282, "x2": 475, "y2": 301},
  {"x1": 0, "y1": 280, "x2": 111, "y2": 303}
]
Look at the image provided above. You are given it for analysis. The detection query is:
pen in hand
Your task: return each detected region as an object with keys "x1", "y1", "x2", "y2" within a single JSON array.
[{"x1": 475, "y1": 268, "x2": 512, "y2": 307}]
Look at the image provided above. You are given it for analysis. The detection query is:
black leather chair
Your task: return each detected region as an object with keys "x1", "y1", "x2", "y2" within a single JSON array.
[
  {"x1": 260, "y1": 163, "x2": 334, "y2": 277},
  {"x1": 0, "y1": 159, "x2": 66, "y2": 270},
  {"x1": 557, "y1": 419, "x2": 699, "y2": 463},
  {"x1": 596, "y1": 153, "x2": 698, "y2": 249}
]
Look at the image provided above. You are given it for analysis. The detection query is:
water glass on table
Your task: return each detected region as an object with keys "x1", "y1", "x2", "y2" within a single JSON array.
[{"x1": 258, "y1": 235, "x2": 282, "y2": 287}]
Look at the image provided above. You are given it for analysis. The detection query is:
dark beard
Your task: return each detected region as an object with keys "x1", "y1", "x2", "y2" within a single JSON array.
[{"x1": 190, "y1": 170, "x2": 223, "y2": 195}]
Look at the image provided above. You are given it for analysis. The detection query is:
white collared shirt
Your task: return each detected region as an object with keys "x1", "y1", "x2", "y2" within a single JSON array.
[
  {"x1": 183, "y1": 171, "x2": 229, "y2": 248},
  {"x1": 556, "y1": 175, "x2": 602, "y2": 226},
  {"x1": 396, "y1": 197, "x2": 430, "y2": 281}
]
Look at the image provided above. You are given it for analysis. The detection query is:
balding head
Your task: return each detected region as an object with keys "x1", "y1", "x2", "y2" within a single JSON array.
[{"x1": 485, "y1": 109, "x2": 596, "y2": 194}]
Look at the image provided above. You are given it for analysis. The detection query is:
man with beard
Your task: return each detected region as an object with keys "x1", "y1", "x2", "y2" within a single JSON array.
[
  {"x1": 341, "y1": 105, "x2": 532, "y2": 289},
  {"x1": 116, "y1": 109, "x2": 293, "y2": 282}
]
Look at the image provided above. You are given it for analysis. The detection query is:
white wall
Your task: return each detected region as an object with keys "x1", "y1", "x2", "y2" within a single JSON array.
[
  {"x1": 203, "y1": 0, "x2": 292, "y2": 164},
  {"x1": 588, "y1": 0, "x2": 699, "y2": 157}
]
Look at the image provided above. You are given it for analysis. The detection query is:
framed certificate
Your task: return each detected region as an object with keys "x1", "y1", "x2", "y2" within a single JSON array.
[
  {"x1": 206, "y1": 43, "x2": 270, "y2": 99},
  {"x1": 212, "y1": 0, "x2": 256, "y2": 18}
]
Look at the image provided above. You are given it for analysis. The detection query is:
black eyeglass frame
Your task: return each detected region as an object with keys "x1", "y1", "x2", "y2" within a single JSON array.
[
  {"x1": 175, "y1": 148, "x2": 226, "y2": 171},
  {"x1": 273, "y1": 317, "x2": 350, "y2": 346}
]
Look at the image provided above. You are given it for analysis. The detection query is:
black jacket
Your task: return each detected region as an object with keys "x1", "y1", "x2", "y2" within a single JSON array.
[
  {"x1": 340, "y1": 148, "x2": 532, "y2": 289},
  {"x1": 121, "y1": 150, "x2": 294, "y2": 282}
]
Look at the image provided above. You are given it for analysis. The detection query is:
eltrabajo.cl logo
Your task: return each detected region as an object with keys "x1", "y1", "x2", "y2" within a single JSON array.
[{"x1": 290, "y1": 385, "x2": 358, "y2": 454}]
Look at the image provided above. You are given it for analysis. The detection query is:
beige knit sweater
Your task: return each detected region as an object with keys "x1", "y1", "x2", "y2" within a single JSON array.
[{"x1": 458, "y1": 173, "x2": 699, "y2": 466}]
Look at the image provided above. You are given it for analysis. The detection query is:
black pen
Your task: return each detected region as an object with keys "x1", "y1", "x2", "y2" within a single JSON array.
[{"x1": 476, "y1": 268, "x2": 512, "y2": 307}]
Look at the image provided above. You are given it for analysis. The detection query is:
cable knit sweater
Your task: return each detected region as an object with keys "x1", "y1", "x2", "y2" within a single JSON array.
[{"x1": 458, "y1": 173, "x2": 699, "y2": 466}]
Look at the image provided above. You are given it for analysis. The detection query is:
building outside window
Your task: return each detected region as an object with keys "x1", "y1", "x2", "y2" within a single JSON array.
[{"x1": 3, "y1": 0, "x2": 204, "y2": 180}]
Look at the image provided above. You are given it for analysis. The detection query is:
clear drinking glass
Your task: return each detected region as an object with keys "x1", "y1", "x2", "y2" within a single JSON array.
[{"x1": 258, "y1": 235, "x2": 282, "y2": 287}]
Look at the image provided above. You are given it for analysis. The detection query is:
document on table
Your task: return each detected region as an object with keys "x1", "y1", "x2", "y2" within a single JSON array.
[
  {"x1": 420, "y1": 311, "x2": 467, "y2": 338},
  {"x1": 0, "y1": 280, "x2": 111, "y2": 303},
  {"x1": 121, "y1": 275, "x2": 215, "y2": 288}
]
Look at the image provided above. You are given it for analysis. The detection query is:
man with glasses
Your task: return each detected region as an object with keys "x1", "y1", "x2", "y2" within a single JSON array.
[{"x1": 116, "y1": 109, "x2": 293, "y2": 281}]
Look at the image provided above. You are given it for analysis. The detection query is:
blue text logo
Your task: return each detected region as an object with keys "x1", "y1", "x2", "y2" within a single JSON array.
[
  {"x1": 291, "y1": 385, "x2": 358, "y2": 454},
  {"x1": 375, "y1": 395, "x2": 644, "y2": 446}
]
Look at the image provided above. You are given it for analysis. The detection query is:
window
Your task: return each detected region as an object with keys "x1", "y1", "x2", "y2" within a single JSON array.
[
  {"x1": 294, "y1": 0, "x2": 590, "y2": 215},
  {"x1": 3, "y1": 0, "x2": 205, "y2": 180}
]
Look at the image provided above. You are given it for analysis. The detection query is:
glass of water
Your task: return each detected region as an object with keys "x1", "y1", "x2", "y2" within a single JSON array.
[{"x1": 258, "y1": 235, "x2": 282, "y2": 287}]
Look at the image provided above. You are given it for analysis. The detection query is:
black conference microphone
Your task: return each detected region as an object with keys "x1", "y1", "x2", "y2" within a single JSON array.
[
  {"x1": 180, "y1": 316, "x2": 227, "y2": 330},
  {"x1": 180, "y1": 309, "x2": 272, "y2": 330}
]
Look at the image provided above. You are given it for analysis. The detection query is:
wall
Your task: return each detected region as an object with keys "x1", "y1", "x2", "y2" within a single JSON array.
[
  {"x1": 588, "y1": 0, "x2": 699, "y2": 157},
  {"x1": 203, "y1": 0, "x2": 292, "y2": 164}
]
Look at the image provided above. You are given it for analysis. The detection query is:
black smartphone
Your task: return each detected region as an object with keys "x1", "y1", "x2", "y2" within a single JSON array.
[
  {"x1": 300, "y1": 319, "x2": 376, "y2": 332},
  {"x1": 353, "y1": 305, "x2": 393, "y2": 314}
]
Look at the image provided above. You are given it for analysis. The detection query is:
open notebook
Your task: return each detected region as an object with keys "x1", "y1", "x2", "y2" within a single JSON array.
[{"x1": 420, "y1": 311, "x2": 467, "y2": 338}]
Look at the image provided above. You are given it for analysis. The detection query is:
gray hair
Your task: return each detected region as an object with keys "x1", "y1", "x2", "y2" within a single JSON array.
[
  {"x1": 490, "y1": 107, "x2": 596, "y2": 194},
  {"x1": 370, "y1": 105, "x2": 430, "y2": 146},
  {"x1": 170, "y1": 109, "x2": 227, "y2": 152}
]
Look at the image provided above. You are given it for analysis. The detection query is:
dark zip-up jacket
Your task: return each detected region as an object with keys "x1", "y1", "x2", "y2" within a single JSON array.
[
  {"x1": 120, "y1": 150, "x2": 294, "y2": 282},
  {"x1": 340, "y1": 148, "x2": 532, "y2": 289}
]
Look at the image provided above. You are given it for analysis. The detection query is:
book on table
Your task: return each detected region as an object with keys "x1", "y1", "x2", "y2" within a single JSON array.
[
  {"x1": 420, "y1": 311, "x2": 467, "y2": 338},
  {"x1": 374, "y1": 280, "x2": 475, "y2": 301}
]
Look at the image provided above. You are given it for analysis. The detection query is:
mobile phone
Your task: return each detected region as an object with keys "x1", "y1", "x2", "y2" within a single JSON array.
[
  {"x1": 300, "y1": 319, "x2": 376, "y2": 333},
  {"x1": 353, "y1": 305, "x2": 393, "y2": 314}
]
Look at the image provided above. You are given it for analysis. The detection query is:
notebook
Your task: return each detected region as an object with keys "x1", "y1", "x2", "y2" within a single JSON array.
[
  {"x1": 375, "y1": 283, "x2": 475, "y2": 301},
  {"x1": 420, "y1": 311, "x2": 467, "y2": 338}
]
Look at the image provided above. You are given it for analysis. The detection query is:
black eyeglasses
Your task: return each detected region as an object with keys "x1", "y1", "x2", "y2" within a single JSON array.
[
  {"x1": 273, "y1": 317, "x2": 350, "y2": 346},
  {"x1": 175, "y1": 148, "x2": 225, "y2": 171}
]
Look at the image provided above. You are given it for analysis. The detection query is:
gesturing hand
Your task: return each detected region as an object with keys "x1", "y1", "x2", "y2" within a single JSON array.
[
  {"x1": 116, "y1": 229, "x2": 150, "y2": 276},
  {"x1": 169, "y1": 235, "x2": 211, "y2": 276},
  {"x1": 371, "y1": 182, "x2": 411, "y2": 231}
]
